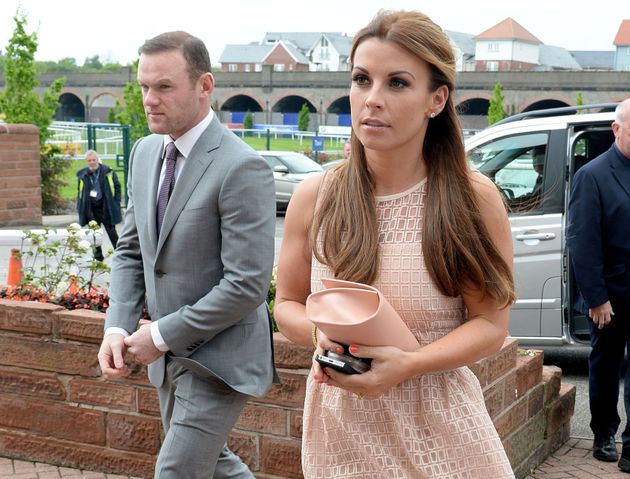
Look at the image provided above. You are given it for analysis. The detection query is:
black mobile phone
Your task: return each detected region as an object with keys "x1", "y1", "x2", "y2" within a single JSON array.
[{"x1": 315, "y1": 345, "x2": 372, "y2": 375}]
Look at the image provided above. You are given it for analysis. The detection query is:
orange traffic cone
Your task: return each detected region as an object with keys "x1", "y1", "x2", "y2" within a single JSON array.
[
  {"x1": 7, "y1": 249, "x2": 23, "y2": 286},
  {"x1": 68, "y1": 276, "x2": 79, "y2": 294}
]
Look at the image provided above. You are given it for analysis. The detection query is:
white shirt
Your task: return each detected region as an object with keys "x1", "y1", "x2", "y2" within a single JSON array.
[{"x1": 105, "y1": 109, "x2": 215, "y2": 352}]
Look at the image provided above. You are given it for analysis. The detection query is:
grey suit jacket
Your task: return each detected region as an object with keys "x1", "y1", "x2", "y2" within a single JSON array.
[{"x1": 105, "y1": 115, "x2": 278, "y2": 397}]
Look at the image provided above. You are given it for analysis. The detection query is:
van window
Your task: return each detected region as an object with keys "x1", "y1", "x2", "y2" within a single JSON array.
[{"x1": 469, "y1": 132, "x2": 549, "y2": 214}]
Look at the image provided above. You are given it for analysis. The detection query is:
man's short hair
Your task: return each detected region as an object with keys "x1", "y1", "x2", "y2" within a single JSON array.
[{"x1": 139, "y1": 31, "x2": 211, "y2": 82}]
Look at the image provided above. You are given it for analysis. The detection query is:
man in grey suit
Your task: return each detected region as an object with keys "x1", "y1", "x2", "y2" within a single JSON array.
[{"x1": 97, "y1": 31, "x2": 277, "y2": 478}]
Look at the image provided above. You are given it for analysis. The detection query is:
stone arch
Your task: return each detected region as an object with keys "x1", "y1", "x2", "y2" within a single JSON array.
[
  {"x1": 91, "y1": 93, "x2": 118, "y2": 108},
  {"x1": 455, "y1": 95, "x2": 491, "y2": 131},
  {"x1": 327, "y1": 96, "x2": 351, "y2": 126},
  {"x1": 56, "y1": 92, "x2": 85, "y2": 122},
  {"x1": 219, "y1": 94, "x2": 265, "y2": 124},
  {"x1": 269, "y1": 95, "x2": 317, "y2": 127},
  {"x1": 520, "y1": 97, "x2": 571, "y2": 113}
]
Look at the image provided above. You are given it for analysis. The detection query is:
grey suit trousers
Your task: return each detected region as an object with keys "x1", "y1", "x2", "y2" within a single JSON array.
[{"x1": 154, "y1": 358, "x2": 254, "y2": 479}]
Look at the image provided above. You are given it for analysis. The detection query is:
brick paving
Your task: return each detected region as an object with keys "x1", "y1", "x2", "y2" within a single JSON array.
[
  {"x1": 1, "y1": 438, "x2": 629, "y2": 479},
  {"x1": 525, "y1": 438, "x2": 629, "y2": 478},
  {"x1": 0, "y1": 458, "x2": 142, "y2": 479}
]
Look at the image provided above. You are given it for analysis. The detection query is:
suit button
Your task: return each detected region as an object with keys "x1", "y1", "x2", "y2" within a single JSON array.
[{"x1": 155, "y1": 270, "x2": 165, "y2": 278}]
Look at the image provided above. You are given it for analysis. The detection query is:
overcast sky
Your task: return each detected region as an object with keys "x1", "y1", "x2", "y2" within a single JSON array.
[{"x1": 1, "y1": 0, "x2": 627, "y2": 67}]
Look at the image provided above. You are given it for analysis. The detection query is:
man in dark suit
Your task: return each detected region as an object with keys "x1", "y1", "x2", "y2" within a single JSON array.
[
  {"x1": 96, "y1": 31, "x2": 277, "y2": 478},
  {"x1": 567, "y1": 98, "x2": 630, "y2": 473}
]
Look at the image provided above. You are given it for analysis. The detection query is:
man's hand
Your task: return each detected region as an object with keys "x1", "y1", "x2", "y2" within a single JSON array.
[
  {"x1": 589, "y1": 301, "x2": 614, "y2": 329},
  {"x1": 123, "y1": 323, "x2": 163, "y2": 365},
  {"x1": 98, "y1": 334, "x2": 131, "y2": 379}
]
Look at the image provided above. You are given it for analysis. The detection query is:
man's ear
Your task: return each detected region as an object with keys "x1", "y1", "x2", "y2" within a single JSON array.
[{"x1": 199, "y1": 72, "x2": 215, "y2": 98}]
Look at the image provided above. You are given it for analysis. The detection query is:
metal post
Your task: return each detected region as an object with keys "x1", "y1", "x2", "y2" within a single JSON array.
[
  {"x1": 266, "y1": 128, "x2": 271, "y2": 151},
  {"x1": 87, "y1": 124, "x2": 96, "y2": 151}
]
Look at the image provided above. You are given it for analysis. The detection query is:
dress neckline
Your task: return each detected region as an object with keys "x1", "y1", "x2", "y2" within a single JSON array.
[{"x1": 375, "y1": 177, "x2": 427, "y2": 203}]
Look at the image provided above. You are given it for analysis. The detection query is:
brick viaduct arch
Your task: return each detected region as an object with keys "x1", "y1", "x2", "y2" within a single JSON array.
[{"x1": 2, "y1": 68, "x2": 627, "y2": 129}]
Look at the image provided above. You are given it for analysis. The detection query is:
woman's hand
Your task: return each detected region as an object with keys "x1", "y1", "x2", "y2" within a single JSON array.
[
  {"x1": 311, "y1": 329, "x2": 345, "y2": 383},
  {"x1": 317, "y1": 343, "x2": 417, "y2": 399}
]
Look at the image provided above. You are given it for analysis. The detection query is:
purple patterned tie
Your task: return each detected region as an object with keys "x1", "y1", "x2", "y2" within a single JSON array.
[{"x1": 156, "y1": 142, "x2": 178, "y2": 234}]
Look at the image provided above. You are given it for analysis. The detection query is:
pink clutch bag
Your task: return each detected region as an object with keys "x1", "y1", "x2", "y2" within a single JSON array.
[{"x1": 306, "y1": 278, "x2": 420, "y2": 351}]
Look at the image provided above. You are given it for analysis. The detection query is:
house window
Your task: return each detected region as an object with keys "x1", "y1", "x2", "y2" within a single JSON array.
[
  {"x1": 321, "y1": 38, "x2": 328, "y2": 47},
  {"x1": 274, "y1": 64, "x2": 285, "y2": 72},
  {"x1": 255, "y1": 63, "x2": 262, "y2": 72},
  {"x1": 488, "y1": 42, "x2": 499, "y2": 52},
  {"x1": 486, "y1": 61, "x2": 499, "y2": 72},
  {"x1": 244, "y1": 64, "x2": 251, "y2": 72},
  {"x1": 289, "y1": 64, "x2": 294, "y2": 71},
  {"x1": 228, "y1": 64, "x2": 238, "y2": 72}
]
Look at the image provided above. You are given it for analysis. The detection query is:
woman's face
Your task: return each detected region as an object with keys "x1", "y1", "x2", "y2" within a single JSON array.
[{"x1": 350, "y1": 38, "x2": 446, "y2": 156}]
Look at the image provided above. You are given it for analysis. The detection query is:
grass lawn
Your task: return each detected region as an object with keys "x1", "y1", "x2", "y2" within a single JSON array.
[{"x1": 58, "y1": 137, "x2": 345, "y2": 201}]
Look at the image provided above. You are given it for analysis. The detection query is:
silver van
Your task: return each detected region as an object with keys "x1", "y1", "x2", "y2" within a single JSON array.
[{"x1": 465, "y1": 104, "x2": 617, "y2": 346}]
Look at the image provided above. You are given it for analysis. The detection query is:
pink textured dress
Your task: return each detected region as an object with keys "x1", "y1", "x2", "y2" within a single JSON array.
[{"x1": 302, "y1": 178, "x2": 514, "y2": 478}]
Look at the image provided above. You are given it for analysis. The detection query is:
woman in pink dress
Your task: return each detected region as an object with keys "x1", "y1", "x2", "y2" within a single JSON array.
[{"x1": 274, "y1": 10, "x2": 516, "y2": 478}]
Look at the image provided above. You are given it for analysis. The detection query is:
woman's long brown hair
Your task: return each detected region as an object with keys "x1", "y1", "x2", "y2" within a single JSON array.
[{"x1": 311, "y1": 10, "x2": 515, "y2": 307}]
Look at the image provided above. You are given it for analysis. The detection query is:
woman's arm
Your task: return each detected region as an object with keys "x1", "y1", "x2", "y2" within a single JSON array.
[{"x1": 274, "y1": 175, "x2": 322, "y2": 348}]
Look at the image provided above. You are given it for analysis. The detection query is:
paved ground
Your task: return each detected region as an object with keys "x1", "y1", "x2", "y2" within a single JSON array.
[{"x1": 1, "y1": 439, "x2": 628, "y2": 478}]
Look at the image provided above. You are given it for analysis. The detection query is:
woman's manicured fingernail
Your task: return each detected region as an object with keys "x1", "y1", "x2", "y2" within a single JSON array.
[{"x1": 349, "y1": 345, "x2": 358, "y2": 354}]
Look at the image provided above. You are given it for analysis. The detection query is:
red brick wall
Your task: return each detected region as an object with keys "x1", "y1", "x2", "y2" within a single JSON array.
[
  {"x1": 0, "y1": 124, "x2": 42, "y2": 226},
  {"x1": 0, "y1": 300, "x2": 575, "y2": 478},
  {"x1": 475, "y1": 60, "x2": 538, "y2": 72}
]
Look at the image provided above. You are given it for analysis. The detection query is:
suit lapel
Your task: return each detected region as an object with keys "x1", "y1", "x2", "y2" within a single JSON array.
[
  {"x1": 146, "y1": 138, "x2": 164, "y2": 252},
  {"x1": 156, "y1": 117, "x2": 224, "y2": 255}
]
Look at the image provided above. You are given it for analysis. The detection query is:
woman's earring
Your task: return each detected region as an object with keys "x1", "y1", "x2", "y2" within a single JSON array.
[{"x1": 430, "y1": 112, "x2": 436, "y2": 118}]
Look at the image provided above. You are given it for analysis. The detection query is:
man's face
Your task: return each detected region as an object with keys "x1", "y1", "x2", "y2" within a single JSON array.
[
  {"x1": 343, "y1": 142, "x2": 352, "y2": 159},
  {"x1": 86, "y1": 155, "x2": 99, "y2": 171},
  {"x1": 138, "y1": 49, "x2": 214, "y2": 139},
  {"x1": 613, "y1": 106, "x2": 630, "y2": 159}
]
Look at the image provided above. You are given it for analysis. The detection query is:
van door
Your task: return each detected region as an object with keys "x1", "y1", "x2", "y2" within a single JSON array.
[{"x1": 469, "y1": 131, "x2": 564, "y2": 344}]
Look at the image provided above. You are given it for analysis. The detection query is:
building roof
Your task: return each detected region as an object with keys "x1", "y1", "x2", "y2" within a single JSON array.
[
  {"x1": 474, "y1": 17, "x2": 542, "y2": 44},
  {"x1": 445, "y1": 30, "x2": 476, "y2": 58},
  {"x1": 317, "y1": 33, "x2": 353, "y2": 58},
  {"x1": 569, "y1": 50, "x2": 615, "y2": 70},
  {"x1": 219, "y1": 44, "x2": 271, "y2": 64},
  {"x1": 262, "y1": 32, "x2": 335, "y2": 52},
  {"x1": 613, "y1": 19, "x2": 630, "y2": 45},
  {"x1": 263, "y1": 41, "x2": 310, "y2": 64},
  {"x1": 219, "y1": 42, "x2": 309, "y2": 65},
  {"x1": 534, "y1": 45, "x2": 582, "y2": 71}
]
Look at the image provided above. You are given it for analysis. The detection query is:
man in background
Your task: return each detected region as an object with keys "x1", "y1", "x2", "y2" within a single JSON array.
[
  {"x1": 76, "y1": 149, "x2": 121, "y2": 261},
  {"x1": 567, "y1": 98, "x2": 630, "y2": 473}
]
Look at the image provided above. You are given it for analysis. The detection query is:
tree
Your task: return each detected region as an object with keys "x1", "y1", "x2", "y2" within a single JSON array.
[
  {"x1": 576, "y1": 92, "x2": 585, "y2": 114},
  {"x1": 243, "y1": 110, "x2": 254, "y2": 130},
  {"x1": 83, "y1": 54, "x2": 103, "y2": 70},
  {"x1": 487, "y1": 82, "x2": 506, "y2": 126},
  {"x1": 114, "y1": 60, "x2": 147, "y2": 144},
  {"x1": 298, "y1": 103, "x2": 310, "y2": 131},
  {"x1": 0, "y1": 10, "x2": 67, "y2": 213}
]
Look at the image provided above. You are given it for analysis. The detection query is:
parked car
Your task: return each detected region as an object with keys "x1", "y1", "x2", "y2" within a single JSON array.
[
  {"x1": 465, "y1": 103, "x2": 618, "y2": 346},
  {"x1": 259, "y1": 151, "x2": 323, "y2": 210},
  {"x1": 322, "y1": 159, "x2": 345, "y2": 170}
]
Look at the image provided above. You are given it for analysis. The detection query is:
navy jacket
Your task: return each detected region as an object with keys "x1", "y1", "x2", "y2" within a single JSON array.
[
  {"x1": 567, "y1": 144, "x2": 630, "y2": 313},
  {"x1": 76, "y1": 164, "x2": 122, "y2": 226}
]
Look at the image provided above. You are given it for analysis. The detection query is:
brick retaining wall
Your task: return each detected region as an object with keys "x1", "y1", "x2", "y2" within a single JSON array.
[
  {"x1": 0, "y1": 300, "x2": 575, "y2": 478},
  {"x1": 0, "y1": 124, "x2": 42, "y2": 226}
]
